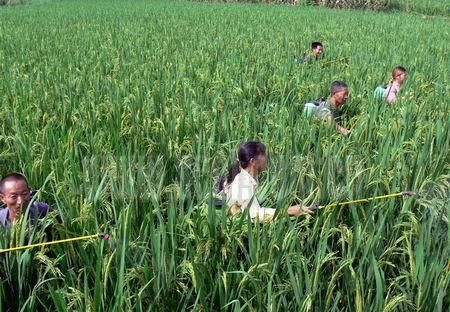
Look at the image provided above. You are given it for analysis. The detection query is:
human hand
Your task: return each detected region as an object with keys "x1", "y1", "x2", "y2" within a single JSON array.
[
  {"x1": 228, "y1": 202, "x2": 242, "y2": 216},
  {"x1": 288, "y1": 204, "x2": 315, "y2": 216},
  {"x1": 336, "y1": 125, "x2": 350, "y2": 136}
]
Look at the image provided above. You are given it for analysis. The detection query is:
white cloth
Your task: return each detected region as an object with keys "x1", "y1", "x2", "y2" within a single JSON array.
[{"x1": 224, "y1": 169, "x2": 276, "y2": 222}]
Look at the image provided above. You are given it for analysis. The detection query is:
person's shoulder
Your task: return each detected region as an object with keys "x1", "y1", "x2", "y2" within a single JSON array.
[
  {"x1": 231, "y1": 170, "x2": 245, "y2": 183},
  {"x1": 230, "y1": 170, "x2": 255, "y2": 188},
  {"x1": 0, "y1": 207, "x2": 8, "y2": 218},
  {"x1": 32, "y1": 202, "x2": 52, "y2": 215},
  {"x1": 374, "y1": 86, "x2": 386, "y2": 99},
  {"x1": 294, "y1": 53, "x2": 311, "y2": 64},
  {"x1": 33, "y1": 201, "x2": 64, "y2": 223},
  {"x1": 0, "y1": 207, "x2": 9, "y2": 227},
  {"x1": 317, "y1": 99, "x2": 331, "y2": 112},
  {"x1": 304, "y1": 97, "x2": 323, "y2": 114},
  {"x1": 315, "y1": 97, "x2": 327, "y2": 106}
]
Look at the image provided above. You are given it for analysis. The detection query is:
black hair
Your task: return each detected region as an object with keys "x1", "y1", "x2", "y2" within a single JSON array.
[
  {"x1": 330, "y1": 80, "x2": 348, "y2": 94},
  {"x1": 216, "y1": 141, "x2": 266, "y2": 192},
  {"x1": 311, "y1": 42, "x2": 323, "y2": 50},
  {"x1": 0, "y1": 172, "x2": 29, "y2": 193}
]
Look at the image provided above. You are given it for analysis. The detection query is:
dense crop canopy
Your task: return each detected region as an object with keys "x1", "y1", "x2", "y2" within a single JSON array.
[{"x1": 0, "y1": 0, "x2": 448, "y2": 310}]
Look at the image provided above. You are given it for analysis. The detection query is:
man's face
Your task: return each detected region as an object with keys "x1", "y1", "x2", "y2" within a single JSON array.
[
  {"x1": 0, "y1": 179, "x2": 31, "y2": 217},
  {"x1": 312, "y1": 45, "x2": 323, "y2": 57},
  {"x1": 333, "y1": 87, "x2": 349, "y2": 107}
]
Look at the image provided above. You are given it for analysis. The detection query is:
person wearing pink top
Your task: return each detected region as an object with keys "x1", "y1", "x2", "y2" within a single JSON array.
[{"x1": 384, "y1": 66, "x2": 408, "y2": 103}]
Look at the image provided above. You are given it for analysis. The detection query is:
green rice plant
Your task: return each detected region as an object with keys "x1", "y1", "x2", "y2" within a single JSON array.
[{"x1": 0, "y1": 0, "x2": 448, "y2": 311}]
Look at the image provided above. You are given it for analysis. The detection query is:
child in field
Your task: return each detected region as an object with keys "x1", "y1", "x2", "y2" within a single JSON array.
[
  {"x1": 294, "y1": 41, "x2": 324, "y2": 64},
  {"x1": 216, "y1": 141, "x2": 313, "y2": 223},
  {"x1": 0, "y1": 173, "x2": 58, "y2": 231},
  {"x1": 374, "y1": 66, "x2": 408, "y2": 103},
  {"x1": 303, "y1": 80, "x2": 350, "y2": 135}
]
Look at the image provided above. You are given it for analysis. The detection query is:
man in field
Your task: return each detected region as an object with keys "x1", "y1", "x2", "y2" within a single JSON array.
[
  {"x1": 303, "y1": 80, "x2": 351, "y2": 135},
  {"x1": 294, "y1": 41, "x2": 324, "y2": 63},
  {"x1": 0, "y1": 173, "x2": 58, "y2": 231}
]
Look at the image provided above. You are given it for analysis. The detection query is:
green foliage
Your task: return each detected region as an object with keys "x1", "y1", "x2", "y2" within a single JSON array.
[
  {"x1": 391, "y1": 0, "x2": 450, "y2": 16},
  {"x1": 315, "y1": 0, "x2": 391, "y2": 10},
  {"x1": 0, "y1": 0, "x2": 448, "y2": 310}
]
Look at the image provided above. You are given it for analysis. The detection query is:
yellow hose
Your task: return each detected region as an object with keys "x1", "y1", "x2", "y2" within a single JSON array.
[{"x1": 0, "y1": 233, "x2": 109, "y2": 254}]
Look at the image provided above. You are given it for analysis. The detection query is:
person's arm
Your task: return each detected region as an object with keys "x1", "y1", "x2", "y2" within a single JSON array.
[
  {"x1": 228, "y1": 180, "x2": 276, "y2": 222},
  {"x1": 228, "y1": 177, "x2": 313, "y2": 222},
  {"x1": 241, "y1": 191, "x2": 275, "y2": 223},
  {"x1": 254, "y1": 204, "x2": 276, "y2": 223},
  {"x1": 255, "y1": 198, "x2": 316, "y2": 221}
]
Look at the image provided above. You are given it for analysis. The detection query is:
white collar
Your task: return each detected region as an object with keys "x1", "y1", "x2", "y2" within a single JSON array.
[{"x1": 239, "y1": 169, "x2": 258, "y2": 187}]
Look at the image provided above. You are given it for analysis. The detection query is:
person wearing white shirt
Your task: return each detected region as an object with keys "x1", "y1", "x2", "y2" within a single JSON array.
[{"x1": 218, "y1": 141, "x2": 313, "y2": 223}]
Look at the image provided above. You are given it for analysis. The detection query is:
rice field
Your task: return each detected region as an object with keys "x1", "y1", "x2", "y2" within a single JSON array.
[
  {"x1": 0, "y1": 0, "x2": 449, "y2": 310},
  {"x1": 392, "y1": 0, "x2": 449, "y2": 16}
]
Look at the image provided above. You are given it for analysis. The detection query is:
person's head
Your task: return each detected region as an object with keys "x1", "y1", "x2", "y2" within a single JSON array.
[
  {"x1": 392, "y1": 66, "x2": 407, "y2": 85},
  {"x1": 0, "y1": 173, "x2": 32, "y2": 213},
  {"x1": 329, "y1": 81, "x2": 349, "y2": 108},
  {"x1": 311, "y1": 42, "x2": 323, "y2": 57},
  {"x1": 227, "y1": 141, "x2": 267, "y2": 184}
]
